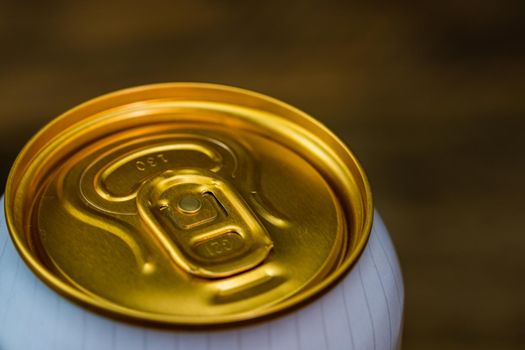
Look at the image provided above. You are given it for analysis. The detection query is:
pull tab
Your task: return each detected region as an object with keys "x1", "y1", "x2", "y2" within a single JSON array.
[{"x1": 137, "y1": 169, "x2": 273, "y2": 278}]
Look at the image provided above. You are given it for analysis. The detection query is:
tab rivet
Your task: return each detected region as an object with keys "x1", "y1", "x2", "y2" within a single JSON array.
[{"x1": 177, "y1": 195, "x2": 202, "y2": 214}]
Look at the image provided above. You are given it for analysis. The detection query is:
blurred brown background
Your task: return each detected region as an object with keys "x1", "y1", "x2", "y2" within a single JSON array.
[{"x1": 1, "y1": 1, "x2": 524, "y2": 349}]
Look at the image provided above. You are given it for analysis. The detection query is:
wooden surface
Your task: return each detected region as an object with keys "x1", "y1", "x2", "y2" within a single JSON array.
[{"x1": 1, "y1": 1, "x2": 524, "y2": 349}]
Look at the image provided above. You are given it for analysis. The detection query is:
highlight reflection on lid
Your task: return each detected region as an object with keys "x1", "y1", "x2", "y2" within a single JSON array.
[{"x1": 5, "y1": 83, "x2": 373, "y2": 325}]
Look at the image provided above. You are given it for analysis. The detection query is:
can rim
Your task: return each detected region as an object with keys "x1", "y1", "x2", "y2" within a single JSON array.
[{"x1": 4, "y1": 82, "x2": 373, "y2": 326}]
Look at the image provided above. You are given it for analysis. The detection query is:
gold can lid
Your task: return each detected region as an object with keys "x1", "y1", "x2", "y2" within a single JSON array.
[{"x1": 5, "y1": 83, "x2": 373, "y2": 325}]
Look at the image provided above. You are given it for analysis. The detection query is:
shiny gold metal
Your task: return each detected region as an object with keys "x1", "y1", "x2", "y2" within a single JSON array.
[{"x1": 4, "y1": 83, "x2": 373, "y2": 325}]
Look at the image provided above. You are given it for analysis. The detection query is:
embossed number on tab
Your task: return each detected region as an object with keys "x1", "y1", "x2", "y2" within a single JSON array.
[{"x1": 137, "y1": 169, "x2": 273, "y2": 278}]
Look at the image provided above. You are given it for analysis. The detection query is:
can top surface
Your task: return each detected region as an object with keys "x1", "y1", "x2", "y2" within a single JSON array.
[{"x1": 5, "y1": 83, "x2": 373, "y2": 325}]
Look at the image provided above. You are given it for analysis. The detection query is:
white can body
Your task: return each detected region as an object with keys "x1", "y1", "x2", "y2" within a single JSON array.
[{"x1": 0, "y1": 197, "x2": 403, "y2": 350}]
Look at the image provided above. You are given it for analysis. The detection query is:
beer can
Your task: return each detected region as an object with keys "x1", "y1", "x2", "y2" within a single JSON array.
[{"x1": 1, "y1": 83, "x2": 404, "y2": 349}]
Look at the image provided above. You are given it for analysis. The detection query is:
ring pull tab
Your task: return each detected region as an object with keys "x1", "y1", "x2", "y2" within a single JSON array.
[{"x1": 137, "y1": 168, "x2": 273, "y2": 278}]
